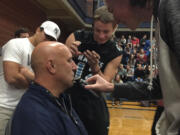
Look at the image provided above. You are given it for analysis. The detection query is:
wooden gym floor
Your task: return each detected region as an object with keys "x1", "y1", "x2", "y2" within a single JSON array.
[{"x1": 107, "y1": 101, "x2": 156, "y2": 135}]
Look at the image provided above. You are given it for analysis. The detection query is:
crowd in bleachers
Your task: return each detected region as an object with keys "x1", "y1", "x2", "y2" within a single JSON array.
[{"x1": 114, "y1": 34, "x2": 157, "y2": 84}]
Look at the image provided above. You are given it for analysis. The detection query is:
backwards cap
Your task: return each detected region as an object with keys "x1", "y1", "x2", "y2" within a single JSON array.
[{"x1": 40, "y1": 21, "x2": 60, "y2": 41}]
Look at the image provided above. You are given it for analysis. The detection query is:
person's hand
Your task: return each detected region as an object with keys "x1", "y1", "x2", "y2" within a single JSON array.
[
  {"x1": 85, "y1": 74, "x2": 114, "y2": 92},
  {"x1": 69, "y1": 41, "x2": 82, "y2": 57},
  {"x1": 84, "y1": 50, "x2": 101, "y2": 74}
]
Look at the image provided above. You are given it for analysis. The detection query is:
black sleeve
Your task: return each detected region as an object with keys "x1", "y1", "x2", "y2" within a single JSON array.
[
  {"x1": 74, "y1": 29, "x2": 84, "y2": 40},
  {"x1": 112, "y1": 42, "x2": 123, "y2": 58},
  {"x1": 103, "y1": 41, "x2": 122, "y2": 65},
  {"x1": 159, "y1": 0, "x2": 180, "y2": 65},
  {"x1": 112, "y1": 77, "x2": 162, "y2": 101},
  {"x1": 74, "y1": 29, "x2": 91, "y2": 41}
]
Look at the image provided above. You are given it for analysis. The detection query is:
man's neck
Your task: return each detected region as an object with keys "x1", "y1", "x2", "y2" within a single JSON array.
[
  {"x1": 48, "y1": 88, "x2": 61, "y2": 98},
  {"x1": 35, "y1": 79, "x2": 63, "y2": 98},
  {"x1": 28, "y1": 36, "x2": 38, "y2": 47}
]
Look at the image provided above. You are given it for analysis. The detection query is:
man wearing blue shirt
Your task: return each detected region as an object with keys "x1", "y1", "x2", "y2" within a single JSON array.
[{"x1": 7, "y1": 41, "x2": 88, "y2": 135}]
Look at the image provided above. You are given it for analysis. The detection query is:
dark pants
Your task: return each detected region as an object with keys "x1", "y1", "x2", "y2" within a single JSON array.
[{"x1": 66, "y1": 84, "x2": 109, "y2": 135}]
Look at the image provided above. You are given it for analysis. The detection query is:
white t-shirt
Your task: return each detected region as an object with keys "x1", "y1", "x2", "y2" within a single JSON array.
[{"x1": 0, "y1": 38, "x2": 34, "y2": 109}]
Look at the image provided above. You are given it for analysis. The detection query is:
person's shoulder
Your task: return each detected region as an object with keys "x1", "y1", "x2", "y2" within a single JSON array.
[
  {"x1": 2, "y1": 39, "x2": 27, "y2": 54},
  {"x1": 3, "y1": 38, "x2": 17, "y2": 46},
  {"x1": 74, "y1": 29, "x2": 93, "y2": 40},
  {"x1": 21, "y1": 86, "x2": 51, "y2": 107},
  {"x1": 18, "y1": 90, "x2": 43, "y2": 107},
  {"x1": 13, "y1": 91, "x2": 57, "y2": 130},
  {"x1": 9, "y1": 38, "x2": 28, "y2": 43},
  {"x1": 14, "y1": 38, "x2": 29, "y2": 45},
  {"x1": 105, "y1": 38, "x2": 117, "y2": 45},
  {"x1": 106, "y1": 40, "x2": 122, "y2": 51},
  {"x1": 4, "y1": 38, "x2": 28, "y2": 48},
  {"x1": 15, "y1": 90, "x2": 53, "y2": 119}
]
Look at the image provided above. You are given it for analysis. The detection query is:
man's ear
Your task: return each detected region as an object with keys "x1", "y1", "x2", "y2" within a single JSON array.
[
  {"x1": 113, "y1": 24, "x2": 118, "y2": 34},
  {"x1": 47, "y1": 59, "x2": 56, "y2": 74},
  {"x1": 35, "y1": 27, "x2": 41, "y2": 34},
  {"x1": 111, "y1": 24, "x2": 118, "y2": 40}
]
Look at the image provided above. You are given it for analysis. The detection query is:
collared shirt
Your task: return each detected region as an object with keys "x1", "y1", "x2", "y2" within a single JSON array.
[{"x1": 10, "y1": 82, "x2": 88, "y2": 135}]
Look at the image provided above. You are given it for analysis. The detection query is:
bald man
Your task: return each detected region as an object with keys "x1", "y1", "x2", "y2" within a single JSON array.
[{"x1": 7, "y1": 42, "x2": 88, "y2": 135}]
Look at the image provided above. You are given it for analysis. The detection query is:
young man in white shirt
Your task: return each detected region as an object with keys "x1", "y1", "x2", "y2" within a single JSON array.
[{"x1": 0, "y1": 20, "x2": 60, "y2": 135}]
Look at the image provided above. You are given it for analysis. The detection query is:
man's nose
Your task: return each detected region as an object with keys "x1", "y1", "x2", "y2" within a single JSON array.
[
  {"x1": 99, "y1": 32, "x2": 105, "y2": 39},
  {"x1": 72, "y1": 61, "x2": 77, "y2": 71}
]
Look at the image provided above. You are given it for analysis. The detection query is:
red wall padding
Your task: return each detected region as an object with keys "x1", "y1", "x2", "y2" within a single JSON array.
[{"x1": 0, "y1": 0, "x2": 46, "y2": 46}]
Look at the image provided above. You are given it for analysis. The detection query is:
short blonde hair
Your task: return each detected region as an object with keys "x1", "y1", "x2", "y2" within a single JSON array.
[{"x1": 94, "y1": 6, "x2": 117, "y2": 28}]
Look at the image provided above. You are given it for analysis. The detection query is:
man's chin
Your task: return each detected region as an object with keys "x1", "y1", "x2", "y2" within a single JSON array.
[
  {"x1": 65, "y1": 84, "x2": 73, "y2": 90},
  {"x1": 97, "y1": 41, "x2": 107, "y2": 45},
  {"x1": 65, "y1": 80, "x2": 74, "y2": 88}
]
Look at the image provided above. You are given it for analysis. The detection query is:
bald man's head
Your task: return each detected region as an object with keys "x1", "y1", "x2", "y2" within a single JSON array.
[
  {"x1": 31, "y1": 41, "x2": 61, "y2": 75},
  {"x1": 31, "y1": 41, "x2": 77, "y2": 90}
]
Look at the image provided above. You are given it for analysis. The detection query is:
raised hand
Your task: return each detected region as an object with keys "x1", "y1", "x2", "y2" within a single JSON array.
[
  {"x1": 69, "y1": 41, "x2": 82, "y2": 57},
  {"x1": 84, "y1": 50, "x2": 101, "y2": 74}
]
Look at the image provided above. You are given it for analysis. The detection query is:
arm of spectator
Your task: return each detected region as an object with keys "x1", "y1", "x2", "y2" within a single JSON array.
[
  {"x1": 20, "y1": 66, "x2": 34, "y2": 82},
  {"x1": 113, "y1": 77, "x2": 162, "y2": 100},
  {"x1": 102, "y1": 55, "x2": 122, "y2": 82},
  {"x1": 85, "y1": 74, "x2": 114, "y2": 92},
  {"x1": 86, "y1": 75, "x2": 162, "y2": 101},
  {"x1": 85, "y1": 51, "x2": 122, "y2": 82},
  {"x1": 65, "y1": 33, "x2": 82, "y2": 57},
  {"x1": 83, "y1": 50, "x2": 101, "y2": 74},
  {"x1": 3, "y1": 61, "x2": 30, "y2": 89}
]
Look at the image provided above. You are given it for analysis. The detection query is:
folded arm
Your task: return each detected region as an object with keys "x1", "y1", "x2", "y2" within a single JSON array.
[{"x1": 3, "y1": 61, "x2": 34, "y2": 89}]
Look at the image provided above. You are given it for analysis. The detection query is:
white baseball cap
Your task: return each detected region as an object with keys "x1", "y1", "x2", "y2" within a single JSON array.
[{"x1": 40, "y1": 21, "x2": 60, "y2": 41}]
